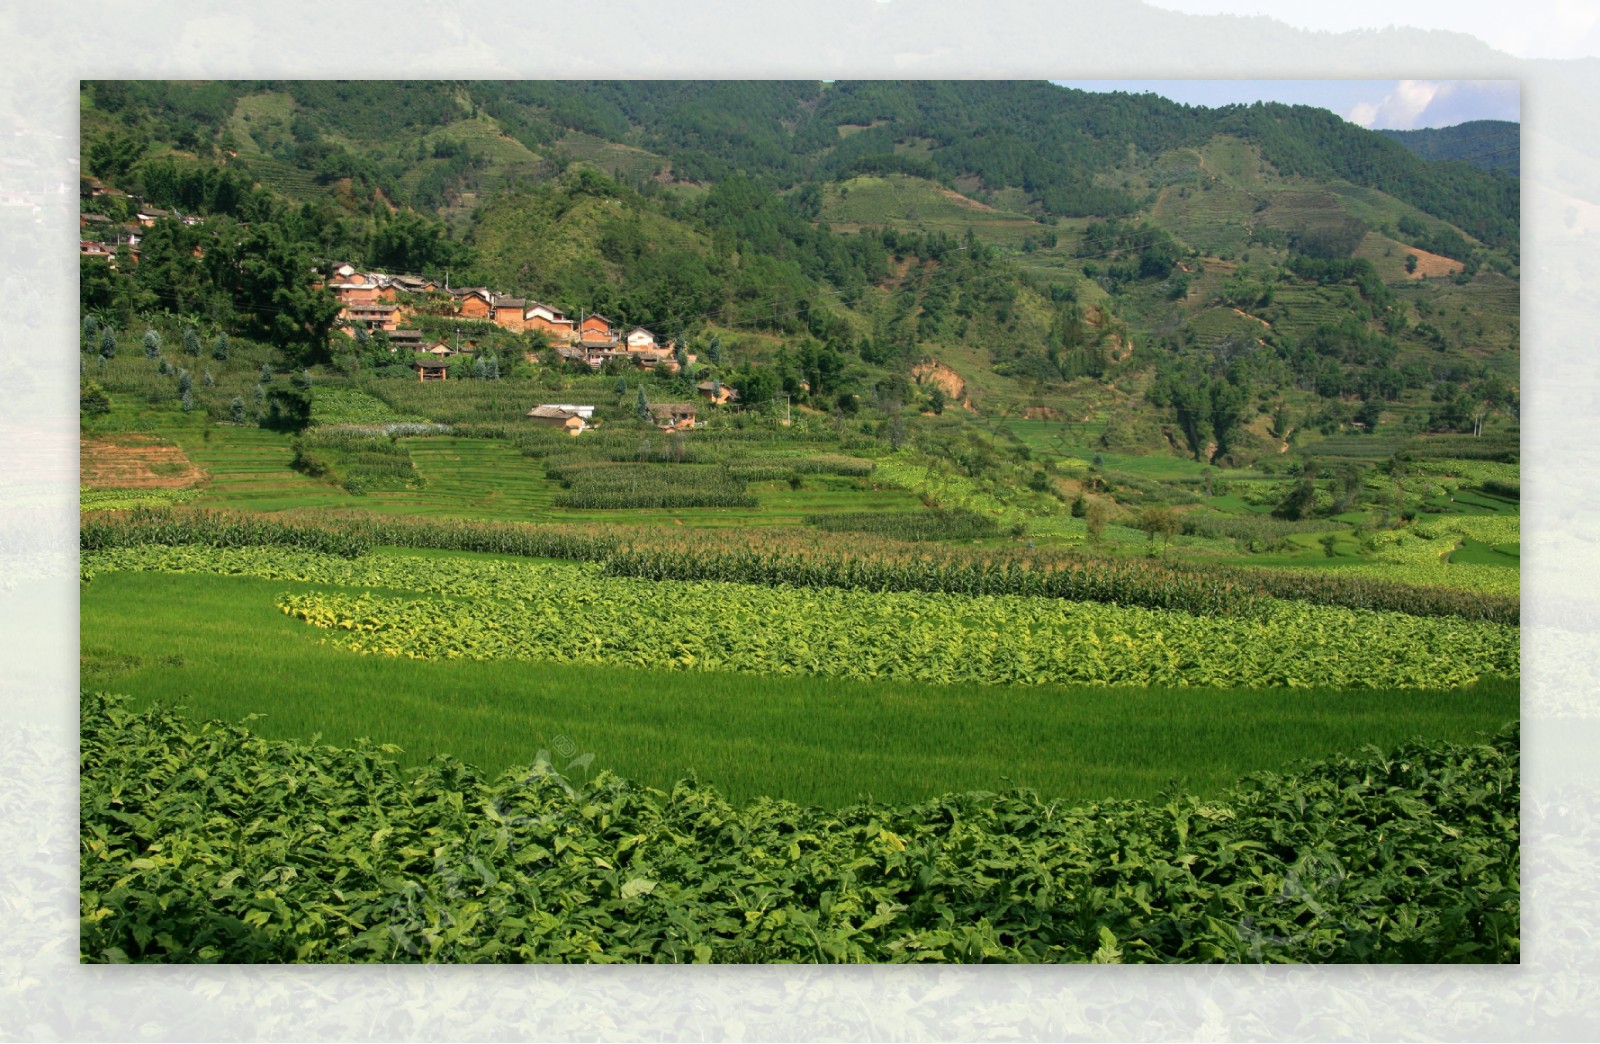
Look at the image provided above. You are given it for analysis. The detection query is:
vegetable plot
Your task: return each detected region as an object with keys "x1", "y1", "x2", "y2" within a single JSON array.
[
  {"x1": 84, "y1": 546, "x2": 1519, "y2": 690},
  {"x1": 80, "y1": 691, "x2": 1521, "y2": 964}
]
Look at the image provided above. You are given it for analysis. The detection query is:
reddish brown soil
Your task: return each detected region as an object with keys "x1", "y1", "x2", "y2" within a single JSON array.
[{"x1": 80, "y1": 436, "x2": 206, "y2": 489}]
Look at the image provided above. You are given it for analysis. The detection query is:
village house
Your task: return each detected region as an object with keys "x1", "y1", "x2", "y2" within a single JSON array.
[
  {"x1": 453, "y1": 287, "x2": 497, "y2": 320},
  {"x1": 526, "y1": 404, "x2": 595, "y2": 436},
  {"x1": 492, "y1": 296, "x2": 527, "y2": 333},
  {"x1": 525, "y1": 302, "x2": 577, "y2": 343},
  {"x1": 386, "y1": 329, "x2": 425, "y2": 353},
  {"x1": 578, "y1": 313, "x2": 617, "y2": 342},
  {"x1": 696, "y1": 380, "x2": 739, "y2": 406},
  {"x1": 648, "y1": 403, "x2": 697, "y2": 432},
  {"x1": 623, "y1": 326, "x2": 657, "y2": 351},
  {"x1": 340, "y1": 301, "x2": 399, "y2": 333}
]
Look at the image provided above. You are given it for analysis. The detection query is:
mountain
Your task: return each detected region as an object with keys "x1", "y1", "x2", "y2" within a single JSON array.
[
  {"x1": 1379, "y1": 121, "x2": 1520, "y2": 176},
  {"x1": 78, "y1": 80, "x2": 1519, "y2": 463}
]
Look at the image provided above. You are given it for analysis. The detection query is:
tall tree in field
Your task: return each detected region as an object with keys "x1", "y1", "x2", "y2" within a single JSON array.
[{"x1": 229, "y1": 223, "x2": 340, "y2": 366}]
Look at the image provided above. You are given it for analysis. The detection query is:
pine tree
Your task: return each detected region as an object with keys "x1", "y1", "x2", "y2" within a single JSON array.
[
  {"x1": 635, "y1": 385, "x2": 650, "y2": 421},
  {"x1": 202, "y1": 369, "x2": 215, "y2": 388},
  {"x1": 142, "y1": 329, "x2": 161, "y2": 359},
  {"x1": 183, "y1": 327, "x2": 201, "y2": 357},
  {"x1": 181, "y1": 387, "x2": 195, "y2": 413},
  {"x1": 229, "y1": 396, "x2": 246, "y2": 424},
  {"x1": 259, "y1": 364, "x2": 273, "y2": 384},
  {"x1": 99, "y1": 328, "x2": 117, "y2": 359},
  {"x1": 212, "y1": 332, "x2": 229, "y2": 360}
]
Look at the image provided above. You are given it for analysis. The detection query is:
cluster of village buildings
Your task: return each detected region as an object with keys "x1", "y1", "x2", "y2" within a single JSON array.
[
  {"x1": 320, "y1": 262, "x2": 701, "y2": 373},
  {"x1": 79, "y1": 183, "x2": 741, "y2": 436},
  {"x1": 324, "y1": 263, "x2": 739, "y2": 434}
]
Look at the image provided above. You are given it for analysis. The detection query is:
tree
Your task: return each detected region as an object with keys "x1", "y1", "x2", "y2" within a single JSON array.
[
  {"x1": 142, "y1": 329, "x2": 162, "y2": 359},
  {"x1": 615, "y1": 375, "x2": 628, "y2": 396},
  {"x1": 1137, "y1": 506, "x2": 1181, "y2": 551},
  {"x1": 182, "y1": 327, "x2": 201, "y2": 358},
  {"x1": 231, "y1": 223, "x2": 340, "y2": 366},
  {"x1": 1405, "y1": 253, "x2": 1419, "y2": 274},
  {"x1": 212, "y1": 332, "x2": 230, "y2": 360},
  {"x1": 635, "y1": 385, "x2": 650, "y2": 422},
  {"x1": 259, "y1": 364, "x2": 273, "y2": 384},
  {"x1": 181, "y1": 387, "x2": 195, "y2": 413},
  {"x1": 1273, "y1": 476, "x2": 1318, "y2": 521},
  {"x1": 80, "y1": 380, "x2": 111, "y2": 416},
  {"x1": 262, "y1": 384, "x2": 312, "y2": 432},
  {"x1": 1084, "y1": 500, "x2": 1108, "y2": 546},
  {"x1": 99, "y1": 328, "x2": 117, "y2": 359},
  {"x1": 229, "y1": 396, "x2": 246, "y2": 424}
]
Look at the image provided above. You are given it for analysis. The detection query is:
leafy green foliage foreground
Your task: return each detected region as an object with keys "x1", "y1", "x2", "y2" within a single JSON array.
[
  {"x1": 80, "y1": 692, "x2": 1518, "y2": 963},
  {"x1": 82, "y1": 546, "x2": 1518, "y2": 690}
]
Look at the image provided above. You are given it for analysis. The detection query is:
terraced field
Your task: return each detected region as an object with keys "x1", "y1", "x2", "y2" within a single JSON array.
[
  {"x1": 822, "y1": 174, "x2": 1044, "y2": 245},
  {"x1": 1150, "y1": 182, "x2": 1257, "y2": 257}
]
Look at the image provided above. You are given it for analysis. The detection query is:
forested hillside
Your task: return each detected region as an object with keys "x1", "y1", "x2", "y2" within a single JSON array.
[
  {"x1": 1380, "y1": 120, "x2": 1520, "y2": 177},
  {"x1": 79, "y1": 80, "x2": 1519, "y2": 465}
]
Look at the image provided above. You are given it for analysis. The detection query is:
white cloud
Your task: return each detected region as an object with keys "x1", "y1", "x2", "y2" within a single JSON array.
[{"x1": 1343, "y1": 80, "x2": 1519, "y2": 130}]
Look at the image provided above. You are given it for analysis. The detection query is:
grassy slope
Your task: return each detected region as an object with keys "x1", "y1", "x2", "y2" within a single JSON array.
[{"x1": 80, "y1": 564, "x2": 1518, "y2": 808}]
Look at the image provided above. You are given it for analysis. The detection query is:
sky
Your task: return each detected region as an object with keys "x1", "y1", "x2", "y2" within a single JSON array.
[
  {"x1": 1051, "y1": 80, "x2": 1520, "y2": 130},
  {"x1": 1141, "y1": 0, "x2": 1600, "y2": 60}
]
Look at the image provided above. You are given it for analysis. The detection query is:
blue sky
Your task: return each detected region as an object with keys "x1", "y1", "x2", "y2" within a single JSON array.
[{"x1": 1052, "y1": 80, "x2": 1520, "y2": 130}]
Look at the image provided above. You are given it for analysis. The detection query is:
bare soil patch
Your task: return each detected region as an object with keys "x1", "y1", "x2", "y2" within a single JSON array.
[
  {"x1": 1401, "y1": 246, "x2": 1466, "y2": 279},
  {"x1": 911, "y1": 359, "x2": 967, "y2": 403},
  {"x1": 932, "y1": 186, "x2": 997, "y2": 212},
  {"x1": 80, "y1": 435, "x2": 206, "y2": 490}
]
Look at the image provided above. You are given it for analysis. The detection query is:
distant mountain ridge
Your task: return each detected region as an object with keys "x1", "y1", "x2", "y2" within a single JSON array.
[{"x1": 1379, "y1": 121, "x2": 1520, "y2": 177}]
